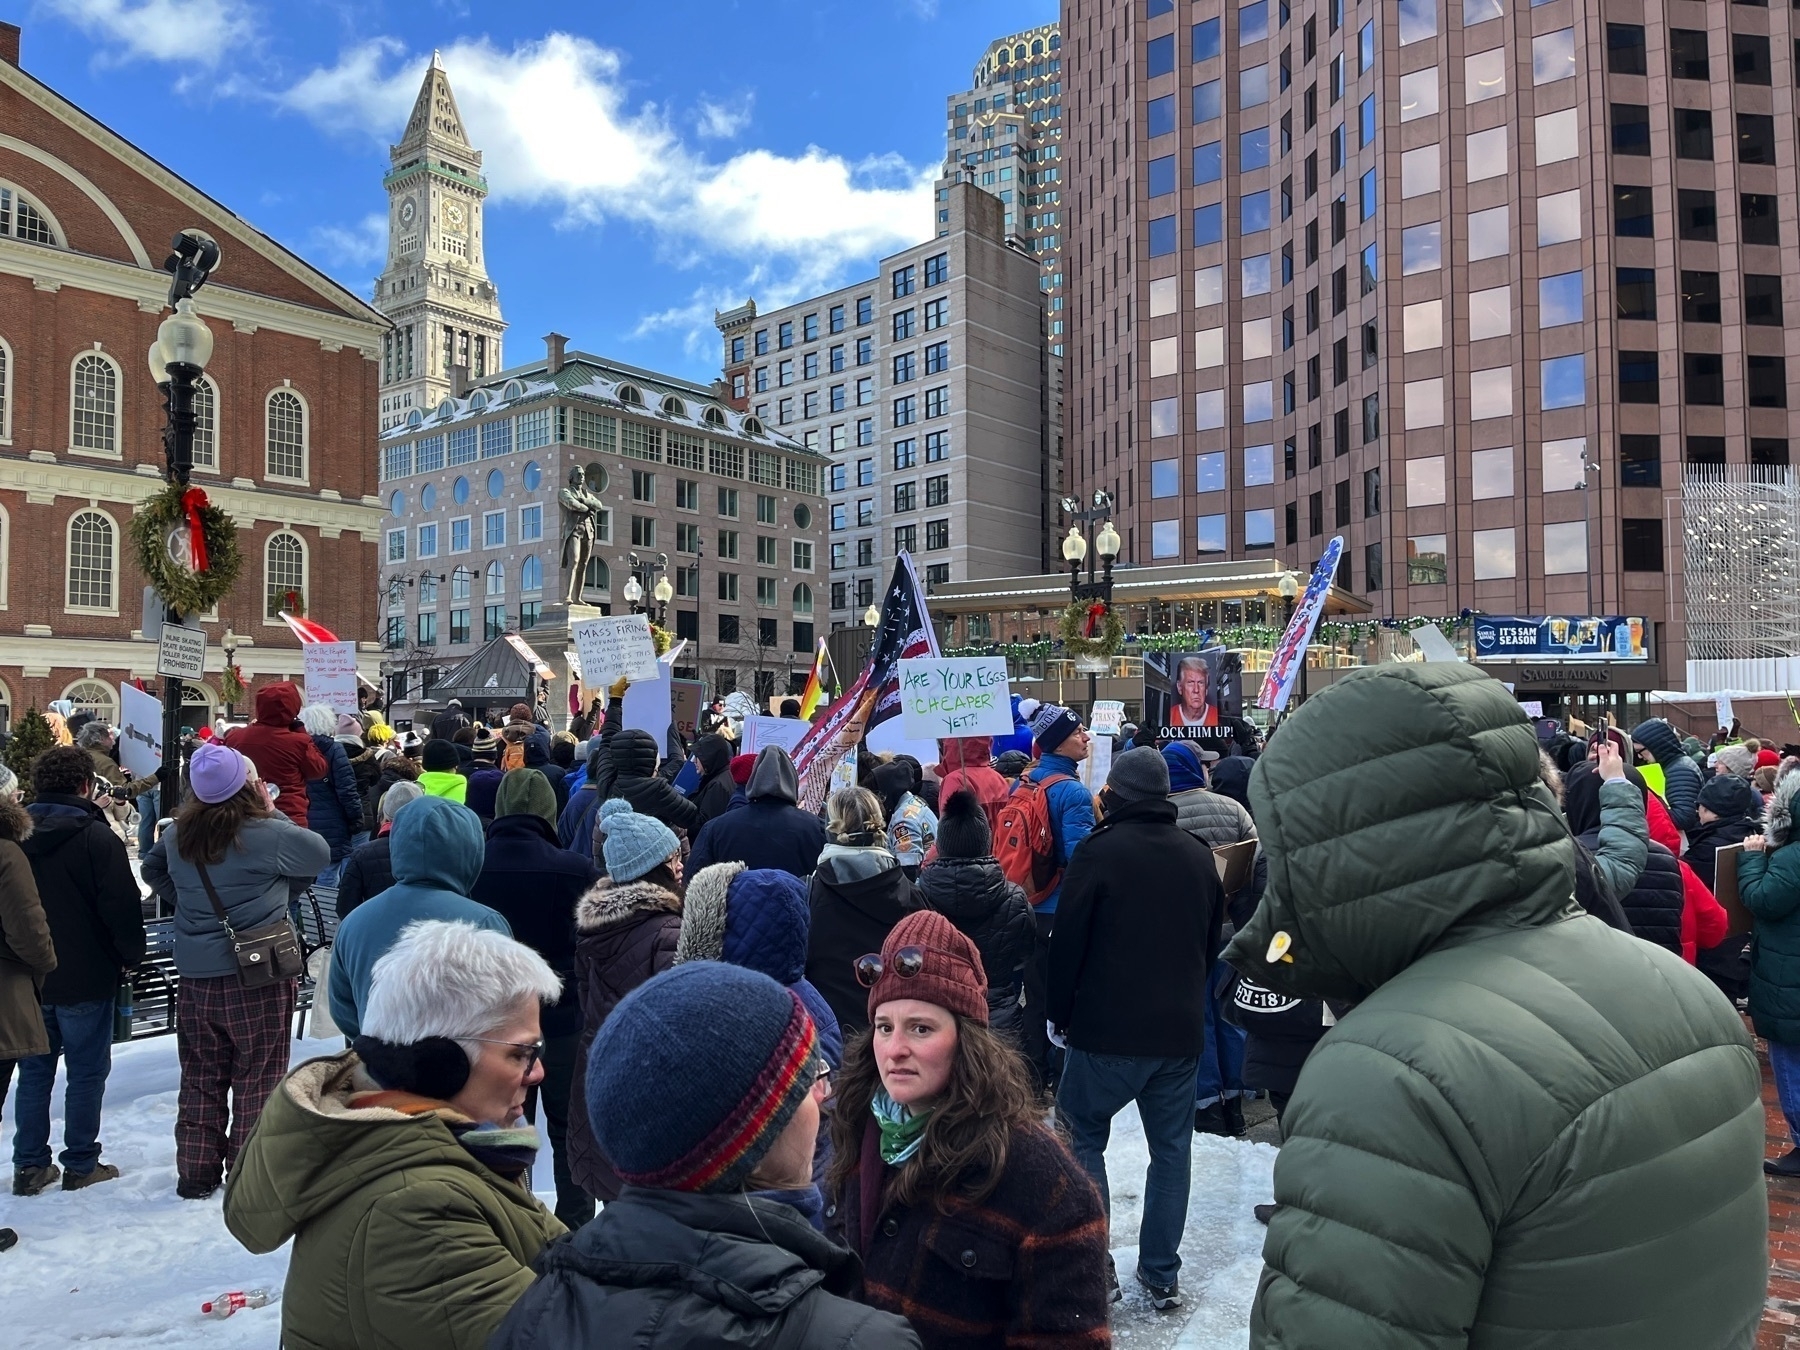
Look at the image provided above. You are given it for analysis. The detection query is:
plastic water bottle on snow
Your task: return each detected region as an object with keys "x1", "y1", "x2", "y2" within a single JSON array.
[{"x1": 200, "y1": 1289, "x2": 271, "y2": 1318}]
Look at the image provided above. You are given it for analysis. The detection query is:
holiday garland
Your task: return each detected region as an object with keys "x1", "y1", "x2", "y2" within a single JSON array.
[
  {"x1": 128, "y1": 482, "x2": 242, "y2": 618},
  {"x1": 219, "y1": 663, "x2": 246, "y2": 707},
  {"x1": 648, "y1": 621, "x2": 674, "y2": 655},
  {"x1": 945, "y1": 615, "x2": 1470, "y2": 662},
  {"x1": 1056, "y1": 600, "x2": 1127, "y2": 661}
]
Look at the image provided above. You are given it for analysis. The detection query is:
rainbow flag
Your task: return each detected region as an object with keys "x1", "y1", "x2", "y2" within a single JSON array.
[{"x1": 799, "y1": 637, "x2": 829, "y2": 719}]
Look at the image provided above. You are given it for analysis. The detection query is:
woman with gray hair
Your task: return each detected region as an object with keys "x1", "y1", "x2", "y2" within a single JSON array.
[
  {"x1": 334, "y1": 779, "x2": 424, "y2": 921},
  {"x1": 225, "y1": 919, "x2": 567, "y2": 1350}
]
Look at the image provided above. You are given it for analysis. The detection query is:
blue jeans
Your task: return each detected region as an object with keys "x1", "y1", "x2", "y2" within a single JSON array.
[
  {"x1": 1771, "y1": 1041, "x2": 1800, "y2": 1147},
  {"x1": 136, "y1": 791, "x2": 159, "y2": 857},
  {"x1": 1056, "y1": 1049, "x2": 1199, "y2": 1287},
  {"x1": 1194, "y1": 959, "x2": 1246, "y2": 1109},
  {"x1": 12, "y1": 998, "x2": 116, "y2": 1174}
]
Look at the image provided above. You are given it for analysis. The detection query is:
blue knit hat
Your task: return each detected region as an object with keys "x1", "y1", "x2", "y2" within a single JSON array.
[
  {"x1": 1021, "y1": 697, "x2": 1080, "y2": 753},
  {"x1": 598, "y1": 798, "x2": 679, "y2": 882},
  {"x1": 587, "y1": 961, "x2": 819, "y2": 1193}
]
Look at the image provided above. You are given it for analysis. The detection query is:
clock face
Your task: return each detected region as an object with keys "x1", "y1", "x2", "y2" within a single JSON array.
[
  {"x1": 398, "y1": 198, "x2": 416, "y2": 227},
  {"x1": 444, "y1": 201, "x2": 465, "y2": 228}
]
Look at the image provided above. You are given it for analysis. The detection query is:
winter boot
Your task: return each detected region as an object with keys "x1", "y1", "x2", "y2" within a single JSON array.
[
  {"x1": 0, "y1": 1227, "x2": 17, "y2": 1252},
  {"x1": 1765, "y1": 1149, "x2": 1800, "y2": 1178},
  {"x1": 1221, "y1": 1096, "x2": 1246, "y2": 1136},
  {"x1": 1104, "y1": 1253, "x2": 1122, "y2": 1305},
  {"x1": 62, "y1": 1162, "x2": 120, "y2": 1191},
  {"x1": 1254, "y1": 1203, "x2": 1280, "y2": 1225},
  {"x1": 12, "y1": 1165, "x2": 59, "y2": 1196},
  {"x1": 1194, "y1": 1103, "x2": 1227, "y2": 1135},
  {"x1": 1135, "y1": 1269, "x2": 1182, "y2": 1311}
]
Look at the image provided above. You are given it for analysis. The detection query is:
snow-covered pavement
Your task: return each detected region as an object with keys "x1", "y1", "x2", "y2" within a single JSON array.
[{"x1": 0, "y1": 1035, "x2": 1275, "y2": 1348}]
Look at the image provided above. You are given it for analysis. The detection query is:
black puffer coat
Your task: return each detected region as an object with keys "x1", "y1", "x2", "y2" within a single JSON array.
[
  {"x1": 1689, "y1": 814, "x2": 1762, "y2": 999},
  {"x1": 1591, "y1": 836, "x2": 1684, "y2": 954},
  {"x1": 805, "y1": 847, "x2": 921, "y2": 1033},
  {"x1": 605, "y1": 729, "x2": 701, "y2": 839},
  {"x1": 490, "y1": 1187, "x2": 919, "y2": 1350},
  {"x1": 688, "y1": 734, "x2": 736, "y2": 830},
  {"x1": 22, "y1": 795, "x2": 145, "y2": 1005},
  {"x1": 914, "y1": 855, "x2": 1033, "y2": 1042}
]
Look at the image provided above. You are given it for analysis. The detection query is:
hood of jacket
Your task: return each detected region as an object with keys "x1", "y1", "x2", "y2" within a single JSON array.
[
  {"x1": 574, "y1": 874, "x2": 684, "y2": 934},
  {"x1": 915, "y1": 855, "x2": 1013, "y2": 923},
  {"x1": 1630, "y1": 717, "x2": 1684, "y2": 766},
  {"x1": 609, "y1": 728, "x2": 659, "y2": 780},
  {"x1": 224, "y1": 1052, "x2": 524, "y2": 1252},
  {"x1": 677, "y1": 862, "x2": 809, "y2": 984},
  {"x1": 693, "y1": 733, "x2": 733, "y2": 778},
  {"x1": 1207, "y1": 756, "x2": 1254, "y2": 813},
  {"x1": 747, "y1": 746, "x2": 800, "y2": 803},
  {"x1": 387, "y1": 794, "x2": 485, "y2": 894},
  {"x1": 935, "y1": 736, "x2": 993, "y2": 775},
  {"x1": 253, "y1": 680, "x2": 303, "y2": 728},
  {"x1": 816, "y1": 841, "x2": 898, "y2": 883},
  {"x1": 22, "y1": 795, "x2": 104, "y2": 858},
  {"x1": 542, "y1": 1185, "x2": 859, "y2": 1315},
  {"x1": 0, "y1": 796, "x2": 33, "y2": 844},
  {"x1": 1224, "y1": 663, "x2": 1574, "y2": 1003},
  {"x1": 1769, "y1": 770, "x2": 1800, "y2": 848}
]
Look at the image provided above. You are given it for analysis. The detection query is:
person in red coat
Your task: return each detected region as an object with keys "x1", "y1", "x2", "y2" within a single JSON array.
[
  {"x1": 932, "y1": 737, "x2": 1008, "y2": 837},
  {"x1": 223, "y1": 682, "x2": 326, "y2": 827},
  {"x1": 1645, "y1": 788, "x2": 1730, "y2": 964}
]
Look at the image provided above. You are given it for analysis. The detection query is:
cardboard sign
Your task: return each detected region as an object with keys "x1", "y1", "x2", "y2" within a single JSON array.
[
  {"x1": 1716, "y1": 842, "x2": 1752, "y2": 937},
  {"x1": 1090, "y1": 700, "x2": 1127, "y2": 738},
  {"x1": 671, "y1": 680, "x2": 704, "y2": 742},
  {"x1": 1080, "y1": 730, "x2": 1112, "y2": 793},
  {"x1": 302, "y1": 641, "x2": 360, "y2": 716},
  {"x1": 897, "y1": 657, "x2": 1013, "y2": 739},
  {"x1": 1716, "y1": 694, "x2": 1735, "y2": 732},
  {"x1": 743, "y1": 715, "x2": 811, "y2": 756},
  {"x1": 1213, "y1": 839, "x2": 1257, "y2": 894},
  {"x1": 570, "y1": 614, "x2": 661, "y2": 687},
  {"x1": 118, "y1": 683, "x2": 163, "y2": 779},
  {"x1": 1518, "y1": 700, "x2": 1544, "y2": 718},
  {"x1": 155, "y1": 624, "x2": 206, "y2": 681}
]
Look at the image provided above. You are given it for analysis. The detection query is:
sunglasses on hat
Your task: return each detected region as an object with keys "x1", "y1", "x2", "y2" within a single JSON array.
[{"x1": 853, "y1": 944, "x2": 978, "y2": 988}]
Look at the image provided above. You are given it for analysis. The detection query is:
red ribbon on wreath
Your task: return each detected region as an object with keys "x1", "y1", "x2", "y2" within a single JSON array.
[
  {"x1": 180, "y1": 486, "x2": 210, "y2": 573},
  {"x1": 1082, "y1": 601, "x2": 1107, "y2": 638}
]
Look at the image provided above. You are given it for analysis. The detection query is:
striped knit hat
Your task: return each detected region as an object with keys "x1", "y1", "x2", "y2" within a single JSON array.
[{"x1": 586, "y1": 961, "x2": 818, "y2": 1194}]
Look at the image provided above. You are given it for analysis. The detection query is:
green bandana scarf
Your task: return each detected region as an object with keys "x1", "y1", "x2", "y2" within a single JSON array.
[{"x1": 872, "y1": 1087, "x2": 934, "y2": 1165}]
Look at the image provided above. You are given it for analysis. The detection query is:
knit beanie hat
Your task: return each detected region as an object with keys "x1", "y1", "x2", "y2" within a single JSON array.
[
  {"x1": 729, "y1": 753, "x2": 757, "y2": 786},
  {"x1": 0, "y1": 763, "x2": 17, "y2": 797},
  {"x1": 470, "y1": 729, "x2": 501, "y2": 762},
  {"x1": 495, "y1": 768, "x2": 557, "y2": 826},
  {"x1": 587, "y1": 961, "x2": 819, "y2": 1193},
  {"x1": 422, "y1": 739, "x2": 459, "y2": 773},
  {"x1": 993, "y1": 749, "x2": 1032, "y2": 779},
  {"x1": 379, "y1": 779, "x2": 424, "y2": 825},
  {"x1": 189, "y1": 742, "x2": 249, "y2": 804},
  {"x1": 865, "y1": 908, "x2": 988, "y2": 1024},
  {"x1": 599, "y1": 798, "x2": 679, "y2": 883},
  {"x1": 1713, "y1": 743, "x2": 1758, "y2": 779},
  {"x1": 1758, "y1": 748, "x2": 1782, "y2": 770},
  {"x1": 1021, "y1": 697, "x2": 1080, "y2": 754},
  {"x1": 1108, "y1": 745, "x2": 1172, "y2": 803},
  {"x1": 935, "y1": 789, "x2": 991, "y2": 859},
  {"x1": 1698, "y1": 773, "x2": 1760, "y2": 822}
]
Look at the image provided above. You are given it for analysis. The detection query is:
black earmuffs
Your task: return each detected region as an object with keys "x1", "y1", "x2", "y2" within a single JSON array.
[{"x1": 352, "y1": 1036, "x2": 472, "y2": 1100}]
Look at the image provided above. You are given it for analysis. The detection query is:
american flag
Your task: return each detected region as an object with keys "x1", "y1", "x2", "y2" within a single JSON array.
[{"x1": 791, "y1": 553, "x2": 939, "y2": 811}]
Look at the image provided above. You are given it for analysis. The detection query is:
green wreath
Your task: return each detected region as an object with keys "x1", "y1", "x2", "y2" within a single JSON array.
[
  {"x1": 128, "y1": 482, "x2": 243, "y2": 618},
  {"x1": 1058, "y1": 600, "x2": 1126, "y2": 661},
  {"x1": 648, "y1": 622, "x2": 673, "y2": 655}
]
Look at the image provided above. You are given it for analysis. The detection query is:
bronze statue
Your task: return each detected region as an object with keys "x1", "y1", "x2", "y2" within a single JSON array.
[{"x1": 559, "y1": 468, "x2": 607, "y2": 604}]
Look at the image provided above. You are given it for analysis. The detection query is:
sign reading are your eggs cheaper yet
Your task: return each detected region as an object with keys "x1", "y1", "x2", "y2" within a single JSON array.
[{"x1": 897, "y1": 657, "x2": 1014, "y2": 739}]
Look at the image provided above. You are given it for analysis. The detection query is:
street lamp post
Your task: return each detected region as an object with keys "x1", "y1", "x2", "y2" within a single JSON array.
[
  {"x1": 1276, "y1": 571, "x2": 1304, "y2": 707},
  {"x1": 1581, "y1": 453, "x2": 1602, "y2": 616},
  {"x1": 1059, "y1": 490, "x2": 1121, "y2": 715},
  {"x1": 147, "y1": 229, "x2": 221, "y2": 815},
  {"x1": 221, "y1": 626, "x2": 238, "y2": 720}
]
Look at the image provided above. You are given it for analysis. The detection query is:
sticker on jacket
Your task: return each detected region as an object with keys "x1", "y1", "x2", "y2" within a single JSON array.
[{"x1": 1233, "y1": 980, "x2": 1303, "y2": 1015}]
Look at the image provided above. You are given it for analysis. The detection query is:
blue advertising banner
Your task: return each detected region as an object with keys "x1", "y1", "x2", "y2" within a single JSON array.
[{"x1": 1471, "y1": 616, "x2": 1648, "y2": 661}]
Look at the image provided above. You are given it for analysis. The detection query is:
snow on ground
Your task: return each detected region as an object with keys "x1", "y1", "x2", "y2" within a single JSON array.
[{"x1": 1, "y1": 1035, "x2": 1275, "y2": 1349}]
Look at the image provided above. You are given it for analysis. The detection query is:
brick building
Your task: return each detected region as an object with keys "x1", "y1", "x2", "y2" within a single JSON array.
[{"x1": 0, "y1": 23, "x2": 387, "y2": 729}]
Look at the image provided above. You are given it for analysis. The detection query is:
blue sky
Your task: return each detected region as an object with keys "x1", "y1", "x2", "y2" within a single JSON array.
[{"x1": 17, "y1": 0, "x2": 1056, "y2": 381}]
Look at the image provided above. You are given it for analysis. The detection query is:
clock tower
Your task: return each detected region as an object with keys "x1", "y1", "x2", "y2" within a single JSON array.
[{"x1": 374, "y1": 52, "x2": 506, "y2": 431}]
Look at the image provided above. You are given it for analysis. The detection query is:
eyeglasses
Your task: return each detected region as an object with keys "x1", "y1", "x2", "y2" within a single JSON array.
[
  {"x1": 471, "y1": 1037, "x2": 545, "y2": 1074},
  {"x1": 855, "y1": 945, "x2": 927, "y2": 988},
  {"x1": 813, "y1": 1061, "x2": 834, "y2": 1102}
]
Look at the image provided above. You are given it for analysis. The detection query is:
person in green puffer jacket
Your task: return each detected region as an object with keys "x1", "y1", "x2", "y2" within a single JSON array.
[
  {"x1": 1738, "y1": 768, "x2": 1800, "y2": 1176},
  {"x1": 1224, "y1": 663, "x2": 1766, "y2": 1350}
]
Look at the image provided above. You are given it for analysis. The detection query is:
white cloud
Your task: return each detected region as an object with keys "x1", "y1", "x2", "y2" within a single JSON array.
[
  {"x1": 40, "y1": 0, "x2": 258, "y2": 68},
  {"x1": 275, "y1": 33, "x2": 933, "y2": 279},
  {"x1": 305, "y1": 211, "x2": 387, "y2": 276},
  {"x1": 695, "y1": 94, "x2": 753, "y2": 141}
]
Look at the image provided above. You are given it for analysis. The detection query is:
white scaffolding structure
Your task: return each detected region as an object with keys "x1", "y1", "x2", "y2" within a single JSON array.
[{"x1": 1682, "y1": 467, "x2": 1800, "y2": 688}]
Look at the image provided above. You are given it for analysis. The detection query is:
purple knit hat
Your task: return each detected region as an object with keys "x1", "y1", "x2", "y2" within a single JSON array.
[{"x1": 189, "y1": 742, "x2": 249, "y2": 804}]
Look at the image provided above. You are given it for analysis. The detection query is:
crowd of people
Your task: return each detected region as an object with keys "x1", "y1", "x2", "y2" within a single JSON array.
[{"x1": 0, "y1": 667, "x2": 1783, "y2": 1345}]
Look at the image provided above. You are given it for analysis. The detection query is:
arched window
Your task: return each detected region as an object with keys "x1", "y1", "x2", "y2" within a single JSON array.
[
  {"x1": 436, "y1": 399, "x2": 455, "y2": 420},
  {"x1": 1013, "y1": 44, "x2": 1026, "y2": 61},
  {"x1": 0, "y1": 677, "x2": 12, "y2": 732},
  {"x1": 0, "y1": 502, "x2": 11, "y2": 609},
  {"x1": 702, "y1": 405, "x2": 726, "y2": 427},
  {"x1": 0, "y1": 335, "x2": 11, "y2": 443},
  {"x1": 743, "y1": 415, "x2": 764, "y2": 435},
  {"x1": 617, "y1": 384, "x2": 643, "y2": 406},
  {"x1": 266, "y1": 389, "x2": 307, "y2": 479},
  {"x1": 469, "y1": 391, "x2": 489, "y2": 412},
  {"x1": 70, "y1": 351, "x2": 120, "y2": 455},
  {"x1": 61, "y1": 680, "x2": 116, "y2": 725},
  {"x1": 502, "y1": 380, "x2": 525, "y2": 402},
  {"x1": 264, "y1": 531, "x2": 306, "y2": 619},
  {"x1": 406, "y1": 408, "x2": 424, "y2": 429},
  {"x1": 583, "y1": 556, "x2": 609, "y2": 591},
  {"x1": 521, "y1": 555, "x2": 542, "y2": 593},
  {"x1": 0, "y1": 185, "x2": 59, "y2": 246},
  {"x1": 661, "y1": 395, "x2": 685, "y2": 417},
  {"x1": 191, "y1": 375, "x2": 218, "y2": 470},
  {"x1": 793, "y1": 583, "x2": 813, "y2": 614},
  {"x1": 996, "y1": 46, "x2": 1010, "y2": 66},
  {"x1": 66, "y1": 509, "x2": 117, "y2": 611},
  {"x1": 486, "y1": 559, "x2": 505, "y2": 596},
  {"x1": 1032, "y1": 38, "x2": 1043, "y2": 56}
]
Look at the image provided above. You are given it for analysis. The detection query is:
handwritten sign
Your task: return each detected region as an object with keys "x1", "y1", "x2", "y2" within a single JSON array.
[
  {"x1": 897, "y1": 657, "x2": 1013, "y2": 739},
  {"x1": 118, "y1": 683, "x2": 163, "y2": 780},
  {"x1": 570, "y1": 614, "x2": 661, "y2": 688},
  {"x1": 743, "y1": 715, "x2": 810, "y2": 756},
  {"x1": 1090, "y1": 700, "x2": 1126, "y2": 738},
  {"x1": 302, "y1": 641, "x2": 360, "y2": 716}
]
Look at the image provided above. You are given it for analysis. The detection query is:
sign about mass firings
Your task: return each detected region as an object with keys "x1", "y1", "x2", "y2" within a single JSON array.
[{"x1": 1472, "y1": 616, "x2": 1648, "y2": 662}]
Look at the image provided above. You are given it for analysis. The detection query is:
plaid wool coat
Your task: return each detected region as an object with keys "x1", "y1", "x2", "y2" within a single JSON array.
[{"x1": 828, "y1": 1118, "x2": 1112, "y2": 1349}]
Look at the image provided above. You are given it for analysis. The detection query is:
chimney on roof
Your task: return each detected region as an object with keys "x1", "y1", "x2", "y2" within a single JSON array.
[
  {"x1": 0, "y1": 22, "x2": 21, "y2": 67},
  {"x1": 450, "y1": 363, "x2": 470, "y2": 399},
  {"x1": 544, "y1": 332, "x2": 568, "y2": 375}
]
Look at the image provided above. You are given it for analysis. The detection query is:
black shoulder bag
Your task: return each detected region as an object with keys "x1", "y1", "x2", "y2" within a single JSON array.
[{"x1": 195, "y1": 858, "x2": 304, "y2": 987}]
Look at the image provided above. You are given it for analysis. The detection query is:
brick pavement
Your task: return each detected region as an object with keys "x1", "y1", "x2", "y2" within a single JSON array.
[{"x1": 1760, "y1": 1035, "x2": 1800, "y2": 1349}]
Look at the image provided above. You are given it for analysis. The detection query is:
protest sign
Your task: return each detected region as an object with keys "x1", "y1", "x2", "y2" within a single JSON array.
[
  {"x1": 671, "y1": 680, "x2": 704, "y2": 742},
  {"x1": 118, "y1": 683, "x2": 163, "y2": 779},
  {"x1": 570, "y1": 614, "x2": 661, "y2": 688},
  {"x1": 303, "y1": 641, "x2": 359, "y2": 715},
  {"x1": 1090, "y1": 700, "x2": 1126, "y2": 738},
  {"x1": 743, "y1": 715, "x2": 810, "y2": 756},
  {"x1": 897, "y1": 657, "x2": 1012, "y2": 739},
  {"x1": 1080, "y1": 730, "x2": 1112, "y2": 792}
]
